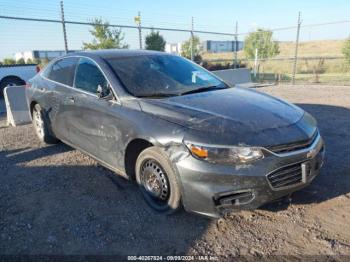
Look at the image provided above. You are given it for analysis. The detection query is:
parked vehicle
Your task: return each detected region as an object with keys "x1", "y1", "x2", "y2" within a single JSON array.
[
  {"x1": 0, "y1": 64, "x2": 39, "y2": 96},
  {"x1": 26, "y1": 50, "x2": 325, "y2": 218}
]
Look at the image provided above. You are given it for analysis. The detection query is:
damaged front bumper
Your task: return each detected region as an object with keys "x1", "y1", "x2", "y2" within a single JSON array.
[{"x1": 173, "y1": 133, "x2": 325, "y2": 218}]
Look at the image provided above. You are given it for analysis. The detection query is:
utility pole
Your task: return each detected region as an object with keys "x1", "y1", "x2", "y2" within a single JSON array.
[
  {"x1": 292, "y1": 11, "x2": 302, "y2": 85},
  {"x1": 60, "y1": 0, "x2": 68, "y2": 53},
  {"x1": 190, "y1": 16, "x2": 194, "y2": 61},
  {"x1": 234, "y1": 21, "x2": 238, "y2": 68},
  {"x1": 136, "y1": 11, "x2": 142, "y2": 49}
]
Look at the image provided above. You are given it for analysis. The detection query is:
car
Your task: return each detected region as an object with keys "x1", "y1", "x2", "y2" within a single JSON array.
[
  {"x1": 26, "y1": 50, "x2": 325, "y2": 218},
  {"x1": 0, "y1": 63, "x2": 39, "y2": 96}
]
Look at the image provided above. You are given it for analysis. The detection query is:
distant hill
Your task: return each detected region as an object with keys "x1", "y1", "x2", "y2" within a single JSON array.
[{"x1": 202, "y1": 39, "x2": 347, "y2": 61}]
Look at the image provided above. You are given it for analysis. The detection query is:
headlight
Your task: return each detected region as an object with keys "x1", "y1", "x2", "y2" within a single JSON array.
[{"x1": 185, "y1": 143, "x2": 264, "y2": 165}]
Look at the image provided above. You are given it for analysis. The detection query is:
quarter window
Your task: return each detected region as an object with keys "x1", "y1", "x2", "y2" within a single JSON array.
[
  {"x1": 46, "y1": 57, "x2": 78, "y2": 86},
  {"x1": 74, "y1": 58, "x2": 109, "y2": 95}
]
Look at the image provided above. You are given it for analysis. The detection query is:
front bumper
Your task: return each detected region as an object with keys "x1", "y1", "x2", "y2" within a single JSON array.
[{"x1": 174, "y1": 133, "x2": 325, "y2": 218}]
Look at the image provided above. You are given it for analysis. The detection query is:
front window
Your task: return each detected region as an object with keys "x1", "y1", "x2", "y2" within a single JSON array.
[
  {"x1": 105, "y1": 54, "x2": 228, "y2": 97},
  {"x1": 74, "y1": 58, "x2": 109, "y2": 95}
]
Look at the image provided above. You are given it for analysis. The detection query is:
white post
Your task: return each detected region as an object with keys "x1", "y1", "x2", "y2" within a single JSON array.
[{"x1": 254, "y1": 48, "x2": 258, "y2": 77}]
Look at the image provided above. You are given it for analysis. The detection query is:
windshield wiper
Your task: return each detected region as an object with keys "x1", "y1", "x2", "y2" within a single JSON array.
[
  {"x1": 137, "y1": 93, "x2": 178, "y2": 98},
  {"x1": 137, "y1": 85, "x2": 226, "y2": 98},
  {"x1": 179, "y1": 85, "x2": 225, "y2": 96}
]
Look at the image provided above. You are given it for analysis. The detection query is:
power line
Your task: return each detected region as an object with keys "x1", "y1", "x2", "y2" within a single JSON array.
[{"x1": 237, "y1": 20, "x2": 350, "y2": 36}]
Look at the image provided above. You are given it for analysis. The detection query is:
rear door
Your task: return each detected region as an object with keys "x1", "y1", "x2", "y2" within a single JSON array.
[{"x1": 42, "y1": 57, "x2": 79, "y2": 137}]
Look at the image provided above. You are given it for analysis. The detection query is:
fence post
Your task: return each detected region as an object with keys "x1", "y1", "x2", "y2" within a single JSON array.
[
  {"x1": 292, "y1": 11, "x2": 302, "y2": 85},
  {"x1": 254, "y1": 48, "x2": 258, "y2": 78},
  {"x1": 138, "y1": 11, "x2": 142, "y2": 49},
  {"x1": 60, "y1": 0, "x2": 68, "y2": 54},
  {"x1": 234, "y1": 21, "x2": 238, "y2": 68},
  {"x1": 190, "y1": 16, "x2": 194, "y2": 61}
]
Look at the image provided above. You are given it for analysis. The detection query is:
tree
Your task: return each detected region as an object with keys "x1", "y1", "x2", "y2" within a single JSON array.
[
  {"x1": 83, "y1": 18, "x2": 129, "y2": 50},
  {"x1": 3, "y1": 58, "x2": 16, "y2": 65},
  {"x1": 304, "y1": 58, "x2": 325, "y2": 83},
  {"x1": 41, "y1": 58, "x2": 50, "y2": 66},
  {"x1": 244, "y1": 29, "x2": 280, "y2": 59},
  {"x1": 33, "y1": 58, "x2": 41, "y2": 65},
  {"x1": 343, "y1": 37, "x2": 350, "y2": 65},
  {"x1": 145, "y1": 30, "x2": 166, "y2": 51},
  {"x1": 16, "y1": 58, "x2": 25, "y2": 64},
  {"x1": 181, "y1": 36, "x2": 202, "y2": 63},
  {"x1": 26, "y1": 58, "x2": 33, "y2": 64}
]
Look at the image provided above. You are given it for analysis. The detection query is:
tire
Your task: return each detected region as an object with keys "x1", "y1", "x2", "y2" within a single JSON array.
[
  {"x1": 0, "y1": 77, "x2": 25, "y2": 97},
  {"x1": 135, "y1": 146, "x2": 182, "y2": 214},
  {"x1": 32, "y1": 103, "x2": 59, "y2": 144}
]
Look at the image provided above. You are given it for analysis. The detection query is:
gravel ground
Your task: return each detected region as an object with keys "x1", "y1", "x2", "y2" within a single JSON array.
[{"x1": 0, "y1": 85, "x2": 350, "y2": 259}]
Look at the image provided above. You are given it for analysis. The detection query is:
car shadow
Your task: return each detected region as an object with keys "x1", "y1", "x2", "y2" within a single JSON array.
[
  {"x1": 261, "y1": 103, "x2": 350, "y2": 211},
  {"x1": 0, "y1": 145, "x2": 211, "y2": 255}
]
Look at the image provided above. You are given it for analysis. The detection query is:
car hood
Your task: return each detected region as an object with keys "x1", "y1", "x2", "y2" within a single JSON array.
[{"x1": 139, "y1": 87, "x2": 315, "y2": 146}]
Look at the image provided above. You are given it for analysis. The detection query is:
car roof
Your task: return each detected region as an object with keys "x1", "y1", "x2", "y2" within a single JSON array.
[{"x1": 65, "y1": 49, "x2": 171, "y2": 60}]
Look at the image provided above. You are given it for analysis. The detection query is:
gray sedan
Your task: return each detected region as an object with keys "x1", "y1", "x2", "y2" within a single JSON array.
[{"x1": 26, "y1": 50, "x2": 325, "y2": 218}]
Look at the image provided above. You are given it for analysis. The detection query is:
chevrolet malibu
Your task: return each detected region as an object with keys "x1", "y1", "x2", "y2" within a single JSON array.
[{"x1": 26, "y1": 50, "x2": 325, "y2": 218}]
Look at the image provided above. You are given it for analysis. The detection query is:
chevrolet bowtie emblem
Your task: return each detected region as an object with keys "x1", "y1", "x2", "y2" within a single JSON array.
[{"x1": 307, "y1": 148, "x2": 317, "y2": 159}]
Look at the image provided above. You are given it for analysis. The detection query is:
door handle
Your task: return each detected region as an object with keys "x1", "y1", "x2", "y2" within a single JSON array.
[{"x1": 67, "y1": 97, "x2": 75, "y2": 103}]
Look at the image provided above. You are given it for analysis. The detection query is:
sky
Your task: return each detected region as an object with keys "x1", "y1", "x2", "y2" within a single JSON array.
[{"x1": 0, "y1": 0, "x2": 350, "y2": 59}]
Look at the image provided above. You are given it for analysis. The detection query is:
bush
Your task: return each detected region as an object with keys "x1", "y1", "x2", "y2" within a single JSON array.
[{"x1": 342, "y1": 37, "x2": 350, "y2": 66}]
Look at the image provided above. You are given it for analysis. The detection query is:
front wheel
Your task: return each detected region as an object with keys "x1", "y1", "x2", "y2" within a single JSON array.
[
  {"x1": 32, "y1": 104, "x2": 58, "y2": 144},
  {"x1": 135, "y1": 146, "x2": 182, "y2": 214}
]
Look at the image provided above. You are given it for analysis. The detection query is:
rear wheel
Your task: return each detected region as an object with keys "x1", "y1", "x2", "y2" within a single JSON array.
[
  {"x1": 32, "y1": 104, "x2": 58, "y2": 144},
  {"x1": 135, "y1": 146, "x2": 181, "y2": 214},
  {"x1": 0, "y1": 77, "x2": 25, "y2": 97}
]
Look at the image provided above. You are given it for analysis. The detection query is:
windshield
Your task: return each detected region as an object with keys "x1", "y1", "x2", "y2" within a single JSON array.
[{"x1": 105, "y1": 54, "x2": 229, "y2": 97}]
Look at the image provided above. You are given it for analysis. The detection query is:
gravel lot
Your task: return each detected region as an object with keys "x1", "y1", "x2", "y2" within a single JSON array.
[{"x1": 0, "y1": 85, "x2": 350, "y2": 259}]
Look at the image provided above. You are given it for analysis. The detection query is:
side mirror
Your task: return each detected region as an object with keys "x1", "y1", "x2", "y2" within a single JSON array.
[
  {"x1": 97, "y1": 84, "x2": 113, "y2": 100},
  {"x1": 96, "y1": 84, "x2": 103, "y2": 98}
]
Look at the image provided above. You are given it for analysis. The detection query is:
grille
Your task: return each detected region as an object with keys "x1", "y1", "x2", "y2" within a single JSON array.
[
  {"x1": 267, "y1": 131, "x2": 318, "y2": 154},
  {"x1": 267, "y1": 162, "x2": 304, "y2": 189}
]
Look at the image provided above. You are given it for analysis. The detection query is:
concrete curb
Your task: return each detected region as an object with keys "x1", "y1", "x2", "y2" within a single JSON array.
[{"x1": 4, "y1": 85, "x2": 31, "y2": 126}]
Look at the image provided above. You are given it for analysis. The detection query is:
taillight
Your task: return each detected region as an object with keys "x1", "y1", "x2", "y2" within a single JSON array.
[{"x1": 36, "y1": 65, "x2": 40, "y2": 73}]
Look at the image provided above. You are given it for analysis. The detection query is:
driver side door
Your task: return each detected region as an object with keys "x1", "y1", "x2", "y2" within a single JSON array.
[{"x1": 62, "y1": 57, "x2": 122, "y2": 166}]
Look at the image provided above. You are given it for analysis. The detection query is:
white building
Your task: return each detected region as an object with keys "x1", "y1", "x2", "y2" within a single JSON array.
[
  {"x1": 14, "y1": 50, "x2": 77, "y2": 62},
  {"x1": 202, "y1": 40, "x2": 244, "y2": 53},
  {"x1": 165, "y1": 43, "x2": 182, "y2": 55}
]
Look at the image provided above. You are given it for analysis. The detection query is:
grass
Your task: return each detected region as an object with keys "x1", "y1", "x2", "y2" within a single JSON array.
[{"x1": 254, "y1": 72, "x2": 350, "y2": 86}]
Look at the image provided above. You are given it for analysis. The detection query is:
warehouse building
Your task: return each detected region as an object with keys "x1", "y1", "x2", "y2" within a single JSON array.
[
  {"x1": 14, "y1": 50, "x2": 77, "y2": 62},
  {"x1": 202, "y1": 40, "x2": 244, "y2": 53}
]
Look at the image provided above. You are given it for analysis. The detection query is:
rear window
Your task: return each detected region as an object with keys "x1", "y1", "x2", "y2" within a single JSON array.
[{"x1": 45, "y1": 57, "x2": 78, "y2": 86}]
